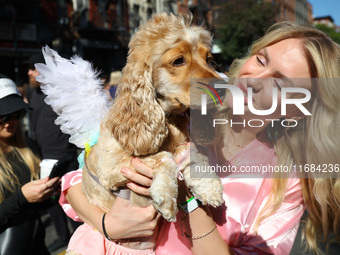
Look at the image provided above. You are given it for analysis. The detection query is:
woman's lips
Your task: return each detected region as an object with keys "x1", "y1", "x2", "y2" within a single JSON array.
[
  {"x1": 237, "y1": 82, "x2": 248, "y2": 104},
  {"x1": 5, "y1": 124, "x2": 16, "y2": 133}
]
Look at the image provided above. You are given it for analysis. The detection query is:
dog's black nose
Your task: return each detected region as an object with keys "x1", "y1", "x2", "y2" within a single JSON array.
[{"x1": 209, "y1": 79, "x2": 228, "y2": 98}]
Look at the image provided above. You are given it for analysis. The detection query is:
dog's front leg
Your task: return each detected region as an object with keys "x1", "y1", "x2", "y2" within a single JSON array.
[
  {"x1": 142, "y1": 151, "x2": 179, "y2": 222},
  {"x1": 179, "y1": 147, "x2": 224, "y2": 208}
]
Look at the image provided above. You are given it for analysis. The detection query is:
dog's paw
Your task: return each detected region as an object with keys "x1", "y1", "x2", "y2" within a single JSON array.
[
  {"x1": 149, "y1": 173, "x2": 178, "y2": 222},
  {"x1": 151, "y1": 197, "x2": 178, "y2": 222},
  {"x1": 190, "y1": 178, "x2": 224, "y2": 207}
]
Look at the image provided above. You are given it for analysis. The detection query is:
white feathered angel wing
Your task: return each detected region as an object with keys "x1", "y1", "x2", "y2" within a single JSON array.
[{"x1": 35, "y1": 45, "x2": 111, "y2": 149}]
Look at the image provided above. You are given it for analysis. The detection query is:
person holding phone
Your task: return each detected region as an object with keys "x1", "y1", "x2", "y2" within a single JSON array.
[
  {"x1": 26, "y1": 53, "x2": 82, "y2": 252},
  {"x1": 0, "y1": 77, "x2": 60, "y2": 254}
]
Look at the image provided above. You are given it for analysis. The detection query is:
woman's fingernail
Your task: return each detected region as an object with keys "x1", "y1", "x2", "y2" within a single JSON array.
[
  {"x1": 121, "y1": 168, "x2": 128, "y2": 175},
  {"x1": 132, "y1": 157, "x2": 139, "y2": 163}
]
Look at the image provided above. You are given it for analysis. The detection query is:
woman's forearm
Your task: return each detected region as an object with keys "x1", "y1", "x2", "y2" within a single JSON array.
[
  {"x1": 66, "y1": 183, "x2": 105, "y2": 233},
  {"x1": 182, "y1": 206, "x2": 234, "y2": 255},
  {"x1": 0, "y1": 189, "x2": 28, "y2": 225},
  {"x1": 66, "y1": 182, "x2": 159, "y2": 240},
  {"x1": 178, "y1": 179, "x2": 233, "y2": 255}
]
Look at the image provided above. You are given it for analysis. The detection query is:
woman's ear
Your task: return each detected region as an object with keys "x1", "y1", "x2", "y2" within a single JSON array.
[{"x1": 104, "y1": 55, "x2": 168, "y2": 156}]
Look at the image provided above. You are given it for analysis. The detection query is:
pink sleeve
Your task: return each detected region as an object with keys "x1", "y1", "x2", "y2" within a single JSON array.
[
  {"x1": 231, "y1": 178, "x2": 305, "y2": 255},
  {"x1": 59, "y1": 169, "x2": 83, "y2": 222}
]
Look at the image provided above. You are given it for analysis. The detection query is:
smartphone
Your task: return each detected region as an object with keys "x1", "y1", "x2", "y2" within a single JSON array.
[{"x1": 48, "y1": 156, "x2": 72, "y2": 178}]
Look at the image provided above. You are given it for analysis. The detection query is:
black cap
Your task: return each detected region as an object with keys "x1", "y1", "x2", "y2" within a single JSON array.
[
  {"x1": 23, "y1": 52, "x2": 45, "y2": 65},
  {"x1": 0, "y1": 73, "x2": 9, "y2": 79},
  {"x1": 0, "y1": 78, "x2": 32, "y2": 115}
]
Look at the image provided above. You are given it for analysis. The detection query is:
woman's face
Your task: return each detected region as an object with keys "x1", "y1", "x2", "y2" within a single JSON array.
[
  {"x1": 27, "y1": 67, "x2": 40, "y2": 88},
  {"x1": 227, "y1": 38, "x2": 312, "y2": 120},
  {"x1": 0, "y1": 114, "x2": 19, "y2": 143}
]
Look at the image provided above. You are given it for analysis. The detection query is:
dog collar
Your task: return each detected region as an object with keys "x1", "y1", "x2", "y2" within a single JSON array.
[{"x1": 83, "y1": 155, "x2": 130, "y2": 200}]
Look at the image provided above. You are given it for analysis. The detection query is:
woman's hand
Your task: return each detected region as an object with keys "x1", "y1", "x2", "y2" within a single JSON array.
[
  {"x1": 103, "y1": 157, "x2": 160, "y2": 239},
  {"x1": 120, "y1": 157, "x2": 153, "y2": 196},
  {"x1": 105, "y1": 197, "x2": 160, "y2": 239},
  {"x1": 21, "y1": 177, "x2": 60, "y2": 203}
]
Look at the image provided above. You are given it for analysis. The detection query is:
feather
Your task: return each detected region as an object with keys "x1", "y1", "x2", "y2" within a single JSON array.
[{"x1": 35, "y1": 45, "x2": 111, "y2": 148}]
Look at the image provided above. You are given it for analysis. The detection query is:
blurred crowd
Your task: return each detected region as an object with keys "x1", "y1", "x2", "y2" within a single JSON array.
[{"x1": 0, "y1": 52, "x2": 120, "y2": 254}]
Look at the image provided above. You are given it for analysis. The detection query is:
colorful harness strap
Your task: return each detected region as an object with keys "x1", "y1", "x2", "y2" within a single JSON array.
[
  {"x1": 77, "y1": 131, "x2": 100, "y2": 169},
  {"x1": 80, "y1": 131, "x2": 131, "y2": 200}
]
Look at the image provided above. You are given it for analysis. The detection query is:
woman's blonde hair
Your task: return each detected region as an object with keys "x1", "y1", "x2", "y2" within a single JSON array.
[
  {"x1": 227, "y1": 22, "x2": 340, "y2": 253},
  {"x1": 0, "y1": 121, "x2": 40, "y2": 202}
]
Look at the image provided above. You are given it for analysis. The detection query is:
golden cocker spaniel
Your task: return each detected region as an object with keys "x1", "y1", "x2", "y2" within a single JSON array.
[{"x1": 82, "y1": 13, "x2": 224, "y2": 250}]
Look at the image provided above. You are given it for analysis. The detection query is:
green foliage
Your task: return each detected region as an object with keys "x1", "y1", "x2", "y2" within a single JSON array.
[
  {"x1": 217, "y1": 0, "x2": 279, "y2": 65},
  {"x1": 314, "y1": 24, "x2": 340, "y2": 44}
]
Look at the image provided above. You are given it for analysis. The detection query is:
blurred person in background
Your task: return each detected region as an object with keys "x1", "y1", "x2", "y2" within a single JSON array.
[
  {"x1": 25, "y1": 53, "x2": 82, "y2": 252},
  {"x1": 0, "y1": 77, "x2": 60, "y2": 255},
  {"x1": 107, "y1": 70, "x2": 122, "y2": 99}
]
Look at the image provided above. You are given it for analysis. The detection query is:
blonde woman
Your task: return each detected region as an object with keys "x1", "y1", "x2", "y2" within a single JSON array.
[
  {"x1": 60, "y1": 22, "x2": 339, "y2": 255},
  {"x1": 0, "y1": 78, "x2": 60, "y2": 254},
  {"x1": 222, "y1": 21, "x2": 340, "y2": 254}
]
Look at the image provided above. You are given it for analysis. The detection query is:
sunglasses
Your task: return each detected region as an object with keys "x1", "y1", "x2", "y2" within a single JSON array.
[{"x1": 0, "y1": 110, "x2": 26, "y2": 124}]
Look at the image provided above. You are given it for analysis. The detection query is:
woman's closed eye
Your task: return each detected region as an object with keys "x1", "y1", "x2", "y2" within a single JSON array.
[{"x1": 256, "y1": 54, "x2": 266, "y2": 67}]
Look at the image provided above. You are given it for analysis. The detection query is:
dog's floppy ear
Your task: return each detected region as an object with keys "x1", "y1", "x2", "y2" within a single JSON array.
[{"x1": 104, "y1": 51, "x2": 168, "y2": 156}]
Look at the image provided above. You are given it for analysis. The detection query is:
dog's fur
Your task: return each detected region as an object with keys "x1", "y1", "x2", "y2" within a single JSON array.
[{"x1": 79, "y1": 13, "x2": 224, "y2": 251}]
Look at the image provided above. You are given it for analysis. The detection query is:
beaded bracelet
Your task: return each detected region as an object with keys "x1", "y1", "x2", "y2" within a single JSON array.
[
  {"x1": 183, "y1": 223, "x2": 217, "y2": 240},
  {"x1": 180, "y1": 211, "x2": 217, "y2": 240}
]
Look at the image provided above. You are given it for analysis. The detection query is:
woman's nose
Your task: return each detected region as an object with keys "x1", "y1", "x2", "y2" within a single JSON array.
[
  {"x1": 247, "y1": 78, "x2": 263, "y2": 91},
  {"x1": 247, "y1": 75, "x2": 275, "y2": 92}
]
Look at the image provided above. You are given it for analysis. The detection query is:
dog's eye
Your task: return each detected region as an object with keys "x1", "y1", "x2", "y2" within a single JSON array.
[
  {"x1": 172, "y1": 57, "x2": 185, "y2": 66},
  {"x1": 207, "y1": 55, "x2": 217, "y2": 69}
]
